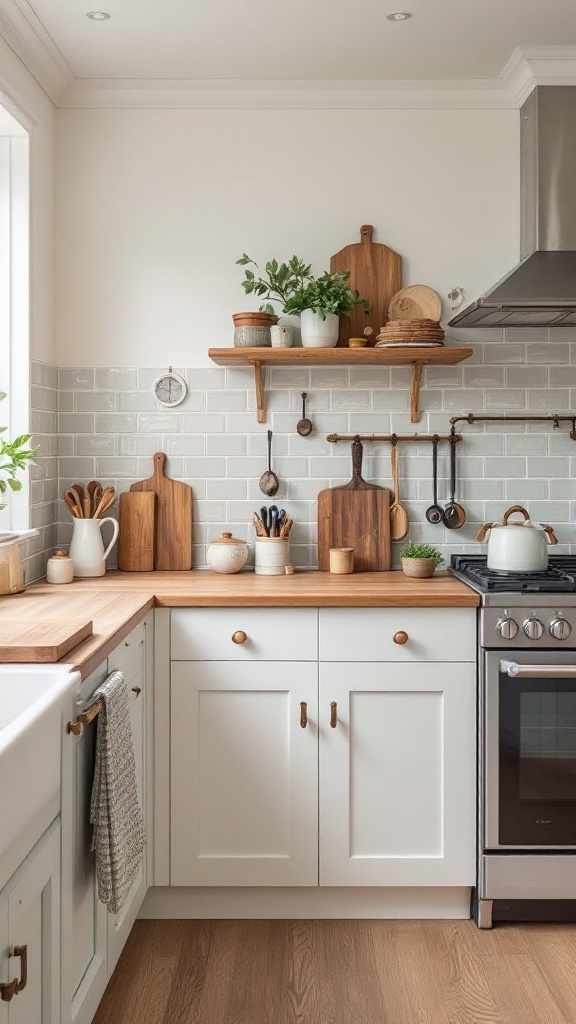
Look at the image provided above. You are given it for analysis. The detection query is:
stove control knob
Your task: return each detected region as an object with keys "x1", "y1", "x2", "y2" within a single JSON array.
[
  {"x1": 523, "y1": 617, "x2": 545, "y2": 640},
  {"x1": 496, "y1": 617, "x2": 518, "y2": 640},
  {"x1": 549, "y1": 617, "x2": 572, "y2": 640}
]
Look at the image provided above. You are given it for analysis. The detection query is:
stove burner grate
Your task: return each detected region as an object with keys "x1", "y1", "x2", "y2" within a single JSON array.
[{"x1": 450, "y1": 555, "x2": 576, "y2": 593}]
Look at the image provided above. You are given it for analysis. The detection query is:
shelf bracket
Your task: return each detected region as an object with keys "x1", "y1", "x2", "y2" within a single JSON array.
[
  {"x1": 410, "y1": 362, "x2": 424, "y2": 423},
  {"x1": 253, "y1": 361, "x2": 265, "y2": 424}
]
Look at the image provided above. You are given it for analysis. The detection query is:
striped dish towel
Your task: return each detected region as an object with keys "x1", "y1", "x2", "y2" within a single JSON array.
[{"x1": 89, "y1": 670, "x2": 146, "y2": 914}]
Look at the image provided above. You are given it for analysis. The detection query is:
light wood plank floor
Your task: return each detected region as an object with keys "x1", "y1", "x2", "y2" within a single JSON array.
[{"x1": 92, "y1": 919, "x2": 576, "y2": 1024}]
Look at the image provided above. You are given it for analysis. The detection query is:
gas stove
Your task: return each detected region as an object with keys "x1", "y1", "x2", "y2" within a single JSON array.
[{"x1": 450, "y1": 554, "x2": 576, "y2": 649}]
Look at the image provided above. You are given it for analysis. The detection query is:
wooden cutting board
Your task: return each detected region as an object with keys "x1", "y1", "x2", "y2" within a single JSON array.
[
  {"x1": 330, "y1": 225, "x2": 402, "y2": 347},
  {"x1": 317, "y1": 438, "x2": 391, "y2": 572},
  {"x1": 130, "y1": 452, "x2": 193, "y2": 570},
  {"x1": 0, "y1": 619, "x2": 93, "y2": 662},
  {"x1": 118, "y1": 491, "x2": 155, "y2": 572}
]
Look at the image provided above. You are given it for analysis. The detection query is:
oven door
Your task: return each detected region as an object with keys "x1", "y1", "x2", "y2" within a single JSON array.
[{"x1": 484, "y1": 649, "x2": 576, "y2": 849}]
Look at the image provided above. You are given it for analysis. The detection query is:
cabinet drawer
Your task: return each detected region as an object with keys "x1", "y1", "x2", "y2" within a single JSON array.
[
  {"x1": 319, "y1": 608, "x2": 475, "y2": 662},
  {"x1": 171, "y1": 608, "x2": 317, "y2": 661},
  {"x1": 108, "y1": 621, "x2": 146, "y2": 681}
]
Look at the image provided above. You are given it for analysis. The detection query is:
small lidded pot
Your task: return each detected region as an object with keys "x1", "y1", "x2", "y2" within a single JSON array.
[
  {"x1": 206, "y1": 532, "x2": 249, "y2": 574},
  {"x1": 46, "y1": 548, "x2": 74, "y2": 585}
]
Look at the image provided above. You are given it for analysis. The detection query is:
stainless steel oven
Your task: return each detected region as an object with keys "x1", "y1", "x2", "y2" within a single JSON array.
[{"x1": 449, "y1": 554, "x2": 576, "y2": 928}]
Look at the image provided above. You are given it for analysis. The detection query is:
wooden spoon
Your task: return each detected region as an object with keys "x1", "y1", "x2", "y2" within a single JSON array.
[
  {"x1": 389, "y1": 442, "x2": 409, "y2": 540},
  {"x1": 93, "y1": 486, "x2": 116, "y2": 518},
  {"x1": 62, "y1": 490, "x2": 82, "y2": 518},
  {"x1": 87, "y1": 480, "x2": 103, "y2": 517}
]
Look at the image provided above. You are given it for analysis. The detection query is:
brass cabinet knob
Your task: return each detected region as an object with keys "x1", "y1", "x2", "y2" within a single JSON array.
[
  {"x1": 231, "y1": 630, "x2": 248, "y2": 645},
  {"x1": 393, "y1": 630, "x2": 409, "y2": 645}
]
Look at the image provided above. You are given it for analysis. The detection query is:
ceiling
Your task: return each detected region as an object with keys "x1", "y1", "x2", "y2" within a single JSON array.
[{"x1": 5, "y1": 0, "x2": 576, "y2": 85}]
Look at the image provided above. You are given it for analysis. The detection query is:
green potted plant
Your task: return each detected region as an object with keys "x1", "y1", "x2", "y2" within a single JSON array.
[
  {"x1": 236, "y1": 254, "x2": 314, "y2": 316},
  {"x1": 399, "y1": 542, "x2": 444, "y2": 579},
  {"x1": 0, "y1": 391, "x2": 36, "y2": 512}
]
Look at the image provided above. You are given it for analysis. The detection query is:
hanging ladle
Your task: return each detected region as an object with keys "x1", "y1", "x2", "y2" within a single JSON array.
[
  {"x1": 259, "y1": 429, "x2": 280, "y2": 497},
  {"x1": 425, "y1": 435, "x2": 444, "y2": 525},
  {"x1": 443, "y1": 428, "x2": 466, "y2": 529},
  {"x1": 297, "y1": 392, "x2": 313, "y2": 437}
]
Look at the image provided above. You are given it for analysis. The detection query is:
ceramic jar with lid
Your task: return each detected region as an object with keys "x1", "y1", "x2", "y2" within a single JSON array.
[
  {"x1": 46, "y1": 549, "x2": 74, "y2": 584},
  {"x1": 206, "y1": 532, "x2": 249, "y2": 574}
]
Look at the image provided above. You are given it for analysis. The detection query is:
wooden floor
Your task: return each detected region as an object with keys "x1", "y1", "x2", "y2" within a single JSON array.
[{"x1": 92, "y1": 918, "x2": 576, "y2": 1024}]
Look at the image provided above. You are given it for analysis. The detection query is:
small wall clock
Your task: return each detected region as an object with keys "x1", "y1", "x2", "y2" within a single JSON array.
[{"x1": 152, "y1": 367, "x2": 187, "y2": 408}]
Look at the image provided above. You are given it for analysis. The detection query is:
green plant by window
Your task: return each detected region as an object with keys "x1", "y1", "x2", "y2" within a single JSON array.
[
  {"x1": 0, "y1": 391, "x2": 36, "y2": 508},
  {"x1": 399, "y1": 543, "x2": 444, "y2": 566}
]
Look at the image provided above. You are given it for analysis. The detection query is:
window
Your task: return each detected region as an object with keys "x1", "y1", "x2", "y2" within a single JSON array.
[{"x1": 0, "y1": 103, "x2": 30, "y2": 530}]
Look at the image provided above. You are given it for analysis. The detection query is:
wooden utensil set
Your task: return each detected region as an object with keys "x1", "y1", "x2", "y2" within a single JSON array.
[
  {"x1": 62, "y1": 481, "x2": 115, "y2": 519},
  {"x1": 253, "y1": 507, "x2": 293, "y2": 538}
]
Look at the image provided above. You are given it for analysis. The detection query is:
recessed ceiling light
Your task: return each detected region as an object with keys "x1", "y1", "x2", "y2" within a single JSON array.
[
  {"x1": 86, "y1": 11, "x2": 111, "y2": 19},
  {"x1": 387, "y1": 11, "x2": 412, "y2": 20}
]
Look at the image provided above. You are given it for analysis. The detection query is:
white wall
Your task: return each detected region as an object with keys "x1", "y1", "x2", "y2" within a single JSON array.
[
  {"x1": 0, "y1": 36, "x2": 55, "y2": 363},
  {"x1": 55, "y1": 107, "x2": 519, "y2": 367}
]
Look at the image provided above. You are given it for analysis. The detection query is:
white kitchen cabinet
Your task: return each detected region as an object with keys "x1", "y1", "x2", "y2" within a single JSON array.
[
  {"x1": 0, "y1": 820, "x2": 60, "y2": 1023},
  {"x1": 319, "y1": 662, "x2": 476, "y2": 886},
  {"x1": 167, "y1": 605, "x2": 476, "y2": 892},
  {"x1": 319, "y1": 608, "x2": 476, "y2": 887},
  {"x1": 171, "y1": 660, "x2": 318, "y2": 886},
  {"x1": 61, "y1": 617, "x2": 150, "y2": 1024}
]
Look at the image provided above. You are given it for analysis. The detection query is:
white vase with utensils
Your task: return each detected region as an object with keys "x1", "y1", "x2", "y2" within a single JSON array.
[{"x1": 69, "y1": 517, "x2": 119, "y2": 577}]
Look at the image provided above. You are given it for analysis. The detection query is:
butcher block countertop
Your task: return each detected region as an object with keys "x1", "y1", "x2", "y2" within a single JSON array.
[{"x1": 0, "y1": 570, "x2": 478, "y2": 677}]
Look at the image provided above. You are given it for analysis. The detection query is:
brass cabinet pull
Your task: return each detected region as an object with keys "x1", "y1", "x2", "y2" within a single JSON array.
[
  {"x1": 131, "y1": 686, "x2": 142, "y2": 697},
  {"x1": 231, "y1": 630, "x2": 247, "y2": 645},
  {"x1": 393, "y1": 630, "x2": 409, "y2": 645},
  {"x1": 330, "y1": 701, "x2": 337, "y2": 728},
  {"x1": 0, "y1": 945, "x2": 28, "y2": 1002},
  {"x1": 300, "y1": 701, "x2": 308, "y2": 728}
]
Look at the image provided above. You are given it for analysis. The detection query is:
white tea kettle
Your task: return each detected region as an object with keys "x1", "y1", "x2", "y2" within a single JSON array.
[{"x1": 476, "y1": 505, "x2": 558, "y2": 572}]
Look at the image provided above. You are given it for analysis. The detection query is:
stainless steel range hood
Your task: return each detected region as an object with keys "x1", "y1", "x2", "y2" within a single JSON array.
[{"x1": 449, "y1": 87, "x2": 576, "y2": 329}]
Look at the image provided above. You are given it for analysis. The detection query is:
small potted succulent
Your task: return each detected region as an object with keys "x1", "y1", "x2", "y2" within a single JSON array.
[{"x1": 399, "y1": 542, "x2": 444, "y2": 579}]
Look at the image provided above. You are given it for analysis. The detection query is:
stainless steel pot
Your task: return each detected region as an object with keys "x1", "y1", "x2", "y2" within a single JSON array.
[{"x1": 476, "y1": 505, "x2": 558, "y2": 572}]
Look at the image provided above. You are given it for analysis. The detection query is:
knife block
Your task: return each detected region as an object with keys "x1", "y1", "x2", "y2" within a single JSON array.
[{"x1": 0, "y1": 540, "x2": 25, "y2": 595}]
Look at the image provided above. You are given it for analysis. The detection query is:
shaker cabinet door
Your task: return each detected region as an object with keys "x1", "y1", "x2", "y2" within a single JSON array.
[
  {"x1": 171, "y1": 661, "x2": 318, "y2": 886},
  {"x1": 319, "y1": 662, "x2": 476, "y2": 887}
]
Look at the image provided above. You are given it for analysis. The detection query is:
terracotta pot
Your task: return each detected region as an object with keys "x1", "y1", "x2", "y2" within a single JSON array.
[
  {"x1": 401, "y1": 557, "x2": 437, "y2": 579},
  {"x1": 232, "y1": 312, "x2": 279, "y2": 328}
]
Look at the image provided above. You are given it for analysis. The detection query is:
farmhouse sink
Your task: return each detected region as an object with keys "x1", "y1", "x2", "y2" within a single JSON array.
[{"x1": 0, "y1": 663, "x2": 80, "y2": 885}]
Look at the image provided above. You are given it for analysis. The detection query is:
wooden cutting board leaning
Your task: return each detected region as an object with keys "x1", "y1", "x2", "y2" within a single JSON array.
[
  {"x1": 130, "y1": 452, "x2": 193, "y2": 570},
  {"x1": 329, "y1": 225, "x2": 402, "y2": 347},
  {"x1": 0, "y1": 619, "x2": 93, "y2": 662},
  {"x1": 317, "y1": 438, "x2": 392, "y2": 572},
  {"x1": 118, "y1": 491, "x2": 155, "y2": 572}
]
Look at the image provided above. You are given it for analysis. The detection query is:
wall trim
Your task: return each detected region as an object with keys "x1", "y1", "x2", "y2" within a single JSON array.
[
  {"x1": 0, "y1": 0, "x2": 71, "y2": 104},
  {"x1": 502, "y1": 45, "x2": 576, "y2": 106}
]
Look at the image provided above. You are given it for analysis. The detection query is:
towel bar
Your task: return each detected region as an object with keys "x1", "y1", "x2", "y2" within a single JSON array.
[{"x1": 66, "y1": 686, "x2": 142, "y2": 736}]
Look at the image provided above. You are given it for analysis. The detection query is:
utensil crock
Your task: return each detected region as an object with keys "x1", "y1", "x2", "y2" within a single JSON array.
[{"x1": 69, "y1": 516, "x2": 119, "y2": 577}]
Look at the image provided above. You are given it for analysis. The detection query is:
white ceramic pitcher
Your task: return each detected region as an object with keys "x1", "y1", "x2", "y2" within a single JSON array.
[{"x1": 69, "y1": 517, "x2": 119, "y2": 577}]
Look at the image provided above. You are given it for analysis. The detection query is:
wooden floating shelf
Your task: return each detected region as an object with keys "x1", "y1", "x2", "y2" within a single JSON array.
[{"x1": 208, "y1": 346, "x2": 474, "y2": 424}]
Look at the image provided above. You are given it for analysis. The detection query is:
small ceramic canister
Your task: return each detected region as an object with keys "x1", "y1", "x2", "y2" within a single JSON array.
[
  {"x1": 206, "y1": 532, "x2": 249, "y2": 574},
  {"x1": 46, "y1": 549, "x2": 74, "y2": 584}
]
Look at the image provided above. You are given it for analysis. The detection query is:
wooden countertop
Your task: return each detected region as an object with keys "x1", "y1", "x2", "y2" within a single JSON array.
[{"x1": 0, "y1": 569, "x2": 478, "y2": 676}]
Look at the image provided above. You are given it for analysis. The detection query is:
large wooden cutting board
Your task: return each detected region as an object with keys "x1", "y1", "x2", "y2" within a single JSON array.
[
  {"x1": 0, "y1": 619, "x2": 93, "y2": 662},
  {"x1": 118, "y1": 491, "x2": 155, "y2": 572},
  {"x1": 330, "y1": 225, "x2": 402, "y2": 347},
  {"x1": 317, "y1": 439, "x2": 391, "y2": 572},
  {"x1": 130, "y1": 452, "x2": 193, "y2": 570}
]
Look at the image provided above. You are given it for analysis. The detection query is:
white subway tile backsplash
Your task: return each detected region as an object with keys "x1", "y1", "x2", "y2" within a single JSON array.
[{"x1": 23, "y1": 338, "x2": 576, "y2": 580}]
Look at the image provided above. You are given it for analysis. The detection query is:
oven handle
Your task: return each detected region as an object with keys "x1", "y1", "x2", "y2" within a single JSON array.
[{"x1": 500, "y1": 660, "x2": 576, "y2": 678}]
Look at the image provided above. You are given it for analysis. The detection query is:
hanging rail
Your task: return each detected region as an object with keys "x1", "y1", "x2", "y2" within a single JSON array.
[
  {"x1": 66, "y1": 686, "x2": 142, "y2": 736},
  {"x1": 449, "y1": 413, "x2": 576, "y2": 439},
  {"x1": 326, "y1": 432, "x2": 462, "y2": 444}
]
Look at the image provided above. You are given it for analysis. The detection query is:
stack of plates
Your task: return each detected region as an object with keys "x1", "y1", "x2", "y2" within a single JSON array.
[{"x1": 375, "y1": 318, "x2": 445, "y2": 347}]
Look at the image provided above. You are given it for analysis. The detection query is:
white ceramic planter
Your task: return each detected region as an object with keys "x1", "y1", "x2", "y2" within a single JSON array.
[{"x1": 300, "y1": 309, "x2": 339, "y2": 348}]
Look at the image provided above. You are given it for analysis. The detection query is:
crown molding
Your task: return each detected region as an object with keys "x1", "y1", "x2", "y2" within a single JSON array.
[
  {"x1": 502, "y1": 45, "x2": 576, "y2": 105},
  {"x1": 60, "y1": 77, "x2": 516, "y2": 110},
  {"x1": 0, "y1": 0, "x2": 72, "y2": 104}
]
